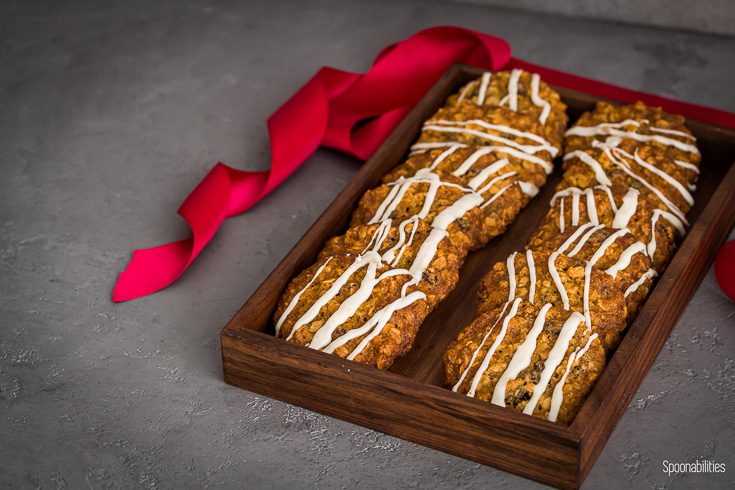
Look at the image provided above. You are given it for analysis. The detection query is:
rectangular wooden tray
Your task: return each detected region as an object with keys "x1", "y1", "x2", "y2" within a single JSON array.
[{"x1": 220, "y1": 64, "x2": 735, "y2": 489}]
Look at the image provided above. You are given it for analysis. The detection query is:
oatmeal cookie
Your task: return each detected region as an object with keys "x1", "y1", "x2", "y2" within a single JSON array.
[{"x1": 443, "y1": 299, "x2": 605, "y2": 425}]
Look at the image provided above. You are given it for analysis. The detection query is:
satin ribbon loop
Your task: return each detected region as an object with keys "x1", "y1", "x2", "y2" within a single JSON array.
[{"x1": 113, "y1": 26, "x2": 735, "y2": 302}]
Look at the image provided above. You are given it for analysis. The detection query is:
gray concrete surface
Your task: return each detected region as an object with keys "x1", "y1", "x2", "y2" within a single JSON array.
[
  {"x1": 435, "y1": 0, "x2": 735, "y2": 36},
  {"x1": 1, "y1": 1, "x2": 734, "y2": 488}
]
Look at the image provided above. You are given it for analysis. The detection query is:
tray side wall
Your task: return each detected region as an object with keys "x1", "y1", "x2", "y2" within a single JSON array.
[{"x1": 221, "y1": 331, "x2": 582, "y2": 489}]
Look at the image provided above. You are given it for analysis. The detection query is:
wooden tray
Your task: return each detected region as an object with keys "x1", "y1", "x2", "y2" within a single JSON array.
[{"x1": 220, "y1": 64, "x2": 735, "y2": 489}]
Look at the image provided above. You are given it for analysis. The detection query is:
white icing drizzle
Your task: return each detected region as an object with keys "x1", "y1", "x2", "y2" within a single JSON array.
[
  {"x1": 582, "y1": 228, "x2": 630, "y2": 326},
  {"x1": 506, "y1": 252, "x2": 518, "y2": 302},
  {"x1": 387, "y1": 219, "x2": 419, "y2": 267},
  {"x1": 426, "y1": 119, "x2": 554, "y2": 147},
  {"x1": 499, "y1": 69, "x2": 522, "y2": 111},
  {"x1": 624, "y1": 269, "x2": 657, "y2": 297},
  {"x1": 567, "y1": 224, "x2": 605, "y2": 258},
  {"x1": 491, "y1": 303, "x2": 553, "y2": 406},
  {"x1": 467, "y1": 298, "x2": 523, "y2": 397},
  {"x1": 480, "y1": 184, "x2": 512, "y2": 209},
  {"x1": 564, "y1": 151, "x2": 612, "y2": 186},
  {"x1": 308, "y1": 263, "x2": 408, "y2": 350},
  {"x1": 589, "y1": 229, "x2": 631, "y2": 270},
  {"x1": 428, "y1": 144, "x2": 462, "y2": 170},
  {"x1": 484, "y1": 145, "x2": 554, "y2": 173},
  {"x1": 566, "y1": 120, "x2": 700, "y2": 155},
  {"x1": 552, "y1": 187, "x2": 603, "y2": 230},
  {"x1": 674, "y1": 159, "x2": 700, "y2": 174},
  {"x1": 548, "y1": 252, "x2": 570, "y2": 310},
  {"x1": 368, "y1": 169, "x2": 471, "y2": 224},
  {"x1": 526, "y1": 250, "x2": 536, "y2": 304},
  {"x1": 556, "y1": 222, "x2": 596, "y2": 255},
  {"x1": 604, "y1": 146, "x2": 689, "y2": 225},
  {"x1": 466, "y1": 160, "x2": 510, "y2": 189},
  {"x1": 452, "y1": 147, "x2": 495, "y2": 175},
  {"x1": 312, "y1": 164, "x2": 493, "y2": 356},
  {"x1": 289, "y1": 105, "x2": 556, "y2": 358},
  {"x1": 599, "y1": 185, "x2": 619, "y2": 213},
  {"x1": 523, "y1": 311, "x2": 585, "y2": 416},
  {"x1": 559, "y1": 196, "x2": 565, "y2": 233},
  {"x1": 476, "y1": 171, "x2": 517, "y2": 196},
  {"x1": 275, "y1": 257, "x2": 333, "y2": 336},
  {"x1": 550, "y1": 186, "x2": 587, "y2": 205},
  {"x1": 409, "y1": 142, "x2": 468, "y2": 154},
  {"x1": 369, "y1": 178, "x2": 412, "y2": 224},
  {"x1": 648, "y1": 208, "x2": 686, "y2": 257},
  {"x1": 285, "y1": 251, "x2": 382, "y2": 341},
  {"x1": 476, "y1": 72, "x2": 492, "y2": 106},
  {"x1": 530, "y1": 73, "x2": 551, "y2": 124},
  {"x1": 649, "y1": 126, "x2": 696, "y2": 140},
  {"x1": 409, "y1": 192, "x2": 485, "y2": 278},
  {"x1": 605, "y1": 241, "x2": 648, "y2": 278},
  {"x1": 381, "y1": 218, "x2": 412, "y2": 264},
  {"x1": 567, "y1": 119, "x2": 640, "y2": 134},
  {"x1": 422, "y1": 120, "x2": 559, "y2": 157},
  {"x1": 452, "y1": 301, "x2": 511, "y2": 392},
  {"x1": 411, "y1": 142, "x2": 553, "y2": 173},
  {"x1": 457, "y1": 79, "x2": 478, "y2": 104},
  {"x1": 323, "y1": 290, "x2": 427, "y2": 358},
  {"x1": 605, "y1": 135, "x2": 623, "y2": 148},
  {"x1": 614, "y1": 147, "x2": 695, "y2": 206},
  {"x1": 571, "y1": 192, "x2": 580, "y2": 226},
  {"x1": 548, "y1": 332, "x2": 598, "y2": 422},
  {"x1": 612, "y1": 188, "x2": 640, "y2": 229},
  {"x1": 299, "y1": 176, "x2": 489, "y2": 356},
  {"x1": 519, "y1": 181, "x2": 540, "y2": 197},
  {"x1": 585, "y1": 188, "x2": 599, "y2": 225},
  {"x1": 361, "y1": 219, "x2": 393, "y2": 255}
]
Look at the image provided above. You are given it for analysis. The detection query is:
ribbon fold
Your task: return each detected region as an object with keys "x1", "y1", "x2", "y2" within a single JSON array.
[{"x1": 113, "y1": 26, "x2": 735, "y2": 302}]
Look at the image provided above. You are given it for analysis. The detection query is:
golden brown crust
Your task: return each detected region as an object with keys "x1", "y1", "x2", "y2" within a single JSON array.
[
  {"x1": 442, "y1": 301, "x2": 605, "y2": 425},
  {"x1": 526, "y1": 225, "x2": 655, "y2": 319},
  {"x1": 274, "y1": 253, "x2": 430, "y2": 370},
  {"x1": 446, "y1": 70, "x2": 568, "y2": 149},
  {"x1": 528, "y1": 185, "x2": 680, "y2": 272},
  {"x1": 476, "y1": 250, "x2": 627, "y2": 350},
  {"x1": 318, "y1": 219, "x2": 463, "y2": 307},
  {"x1": 350, "y1": 167, "x2": 523, "y2": 251},
  {"x1": 564, "y1": 101, "x2": 700, "y2": 166},
  {"x1": 561, "y1": 140, "x2": 694, "y2": 215},
  {"x1": 416, "y1": 103, "x2": 559, "y2": 161},
  {"x1": 474, "y1": 182, "x2": 525, "y2": 247},
  {"x1": 350, "y1": 170, "x2": 483, "y2": 254},
  {"x1": 385, "y1": 146, "x2": 550, "y2": 205}
]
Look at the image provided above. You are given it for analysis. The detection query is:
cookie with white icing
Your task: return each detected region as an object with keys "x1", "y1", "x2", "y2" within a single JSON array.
[
  {"x1": 318, "y1": 219, "x2": 463, "y2": 307},
  {"x1": 386, "y1": 145, "x2": 549, "y2": 207},
  {"x1": 527, "y1": 224, "x2": 655, "y2": 319},
  {"x1": 564, "y1": 101, "x2": 700, "y2": 167},
  {"x1": 443, "y1": 299, "x2": 605, "y2": 425},
  {"x1": 447, "y1": 69, "x2": 568, "y2": 149},
  {"x1": 274, "y1": 252, "x2": 430, "y2": 370},
  {"x1": 351, "y1": 168, "x2": 501, "y2": 252},
  {"x1": 529, "y1": 185, "x2": 682, "y2": 273},
  {"x1": 415, "y1": 104, "x2": 559, "y2": 161},
  {"x1": 477, "y1": 250, "x2": 627, "y2": 351},
  {"x1": 561, "y1": 140, "x2": 695, "y2": 217}
]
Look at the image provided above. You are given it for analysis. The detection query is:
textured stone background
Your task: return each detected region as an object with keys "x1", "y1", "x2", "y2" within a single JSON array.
[
  {"x1": 433, "y1": 0, "x2": 735, "y2": 36},
  {"x1": 1, "y1": 1, "x2": 734, "y2": 488}
]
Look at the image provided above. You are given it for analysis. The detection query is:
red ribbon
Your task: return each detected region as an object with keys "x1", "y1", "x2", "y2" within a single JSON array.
[
  {"x1": 113, "y1": 26, "x2": 735, "y2": 302},
  {"x1": 715, "y1": 240, "x2": 735, "y2": 301}
]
